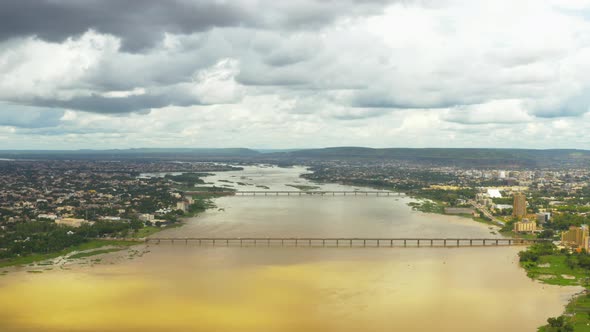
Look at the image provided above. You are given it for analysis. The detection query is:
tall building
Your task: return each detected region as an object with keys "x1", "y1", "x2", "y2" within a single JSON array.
[
  {"x1": 512, "y1": 192, "x2": 527, "y2": 218},
  {"x1": 561, "y1": 226, "x2": 590, "y2": 251}
]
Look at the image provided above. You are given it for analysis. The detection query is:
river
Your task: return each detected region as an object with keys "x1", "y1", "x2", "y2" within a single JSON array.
[{"x1": 0, "y1": 165, "x2": 580, "y2": 331}]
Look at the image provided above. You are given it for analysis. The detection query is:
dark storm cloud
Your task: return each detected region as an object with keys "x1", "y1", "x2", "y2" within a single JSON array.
[
  {"x1": 0, "y1": 0, "x2": 397, "y2": 52},
  {"x1": 0, "y1": 0, "x2": 251, "y2": 51}
]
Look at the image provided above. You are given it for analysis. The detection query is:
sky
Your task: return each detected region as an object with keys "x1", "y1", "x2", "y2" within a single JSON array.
[{"x1": 1, "y1": 0, "x2": 590, "y2": 150}]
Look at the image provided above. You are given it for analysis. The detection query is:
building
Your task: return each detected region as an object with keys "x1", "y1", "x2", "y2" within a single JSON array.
[
  {"x1": 138, "y1": 214, "x2": 155, "y2": 222},
  {"x1": 513, "y1": 218, "x2": 536, "y2": 233},
  {"x1": 494, "y1": 204, "x2": 512, "y2": 210},
  {"x1": 487, "y1": 188, "x2": 502, "y2": 198},
  {"x1": 37, "y1": 213, "x2": 58, "y2": 220},
  {"x1": 512, "y1": 192, "x2": 527, "y2": 218},
  {"x1": 536, "y1": 212, "x2": 551, "y2": 224},
  {"x1": 176, "y1": 201, "x2": 189, "y2": 212},
  {"x1": 561, "y1": 225, "x2": 590, "y2": 251}
]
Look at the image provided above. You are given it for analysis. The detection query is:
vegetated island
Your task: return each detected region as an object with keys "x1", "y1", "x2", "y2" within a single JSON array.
[{"x1": 286, "y1": 184, "x2": 320, "y2": 191}]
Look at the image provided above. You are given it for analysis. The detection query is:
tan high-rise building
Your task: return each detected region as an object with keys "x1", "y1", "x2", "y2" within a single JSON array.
[
  {"x1": 512, "y1": 192, "x2": 527, "y2": 218},
  {"x1": 561, "y1": 226, "x2": 590, "y2": 251}
]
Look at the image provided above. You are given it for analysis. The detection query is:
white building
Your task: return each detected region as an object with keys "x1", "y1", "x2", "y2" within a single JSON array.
[
  {"x1": 487, "y1": 189, "x2": 502, "y2": 198},
  {"x1": 138, "y1": 214, "x2": 155, "y2": 222}
]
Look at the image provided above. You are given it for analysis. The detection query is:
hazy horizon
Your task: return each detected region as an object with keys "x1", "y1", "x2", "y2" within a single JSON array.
[{"x1": 1, "y1": 146, "x2": 590, "y2": 152}]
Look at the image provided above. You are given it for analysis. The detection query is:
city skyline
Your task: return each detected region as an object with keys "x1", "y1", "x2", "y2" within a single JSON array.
[{"x1": 1, "y1": 1, "x2": 590, "y2": 149}]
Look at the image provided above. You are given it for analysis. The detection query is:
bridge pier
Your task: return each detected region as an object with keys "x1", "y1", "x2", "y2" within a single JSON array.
[
  {"x1": 456, "y1": 239, "x2": 459, "y2": 247},
  {"x1": 443, "y1": 239, "x2": 446, "y2": 247},
  {"x1": 430, "y1": 239, "x2": 433, "y2": 247},
  {"x1": 404, "y1": 239, "x2": 407, "y2": 247}
]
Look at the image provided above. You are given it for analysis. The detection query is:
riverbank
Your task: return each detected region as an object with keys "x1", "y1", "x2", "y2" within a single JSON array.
[
  {"x1": 0, "y1": 239, "x2": 139, "y2": 269},
  {"x1": 518, "y1": 243, "x2": 590, "y2": 331},
  {"x1": 0, "y1": 193, "x2": 218, "y2": 271}
]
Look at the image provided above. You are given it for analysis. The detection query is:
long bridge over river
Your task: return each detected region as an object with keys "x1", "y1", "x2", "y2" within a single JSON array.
[
  {"x1": 141, "y1": 237, "x2": 548, "y2": 248},
  {"x1": 185, "y1": 190, "x2": 405, "y2": 196}
]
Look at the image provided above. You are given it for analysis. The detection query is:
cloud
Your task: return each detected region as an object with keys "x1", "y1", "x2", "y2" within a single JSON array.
[
  {"x1": 444, "y1": 100, "x2": 533, "y2": 124},
  {"x1": 2, "y1": 0, "x2": 590, "y2": 148},
  {"x1": 0, "y1": 0, "x2": 398, "y2": 52},
  {"x1": 0, "y1": 0, "x2": 250, "y2": 52}
]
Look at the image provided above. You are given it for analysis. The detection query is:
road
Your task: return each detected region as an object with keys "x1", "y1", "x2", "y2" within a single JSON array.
[{"x1": 469, "y1": 200, "x2": 505, "y2": 227}]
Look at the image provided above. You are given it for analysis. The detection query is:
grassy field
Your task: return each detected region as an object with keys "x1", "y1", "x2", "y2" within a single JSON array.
[
  {"x1": 520, "y1": 249, "x2": 590, "y2": 331},
  {"x1": 525, "y1": 255, "x2": 590, "y2": 286},
  {"x1": 0, "y1": 239, "x2": 138, "y2": 268},
  {"x1": 131, "y1": 226, "x2": 163, "y2": 238}
]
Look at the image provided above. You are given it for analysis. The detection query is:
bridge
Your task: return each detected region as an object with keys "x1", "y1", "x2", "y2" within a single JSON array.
[
  {"x1": 185, "y1": 190, "x2": 405, "y2": 196},
  {"x1": 143, "y1": 237, "x2": 548, "y2": 248}
]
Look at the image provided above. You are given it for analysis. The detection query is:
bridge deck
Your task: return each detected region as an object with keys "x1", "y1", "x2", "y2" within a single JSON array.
[
  {"x1": 144, "y1": 237, "x2": 547, "y2": 247},
  {"x1": 185, "y1": 190, "x2": 405, "y2": 196}
]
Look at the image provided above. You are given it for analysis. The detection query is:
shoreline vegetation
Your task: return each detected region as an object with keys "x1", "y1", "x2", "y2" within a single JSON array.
[{"x1": 519, "y1": 243, "x2": 590, "y2": 331}]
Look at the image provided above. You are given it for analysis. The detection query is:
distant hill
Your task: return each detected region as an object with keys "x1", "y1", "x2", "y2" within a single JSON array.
[
  {"x1": 0, "y1": 148, "x2": 260, "y2": 160},
  {"x1": 273, "y1": 147, "x2": 590, "y2": 167},
  {"x1": 1, "y1": 147, "x2": 589, "y2": 167}
]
